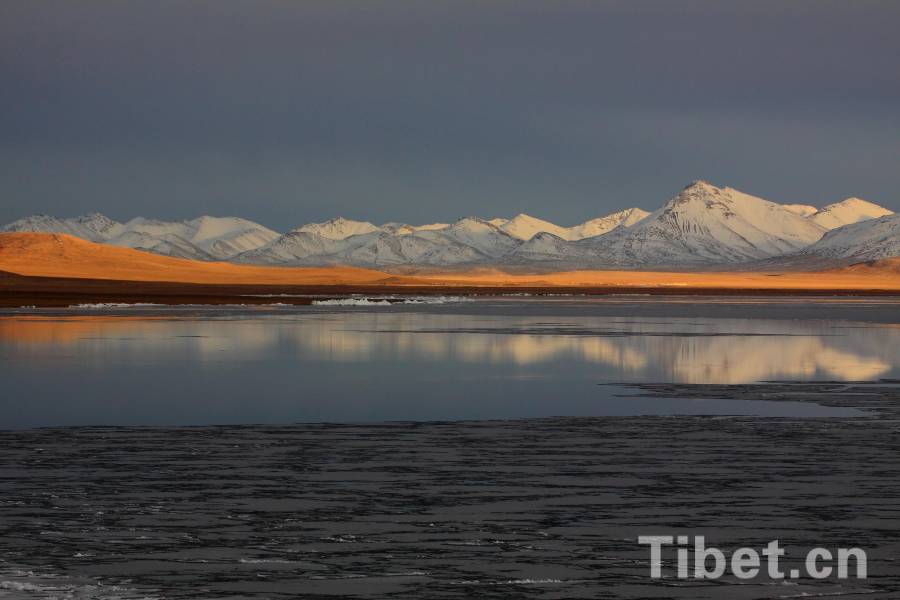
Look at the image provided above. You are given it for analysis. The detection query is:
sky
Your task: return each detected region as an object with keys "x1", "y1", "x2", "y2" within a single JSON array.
[{"x1": 1, "y1": 0, "x2": 898, "y2": 230}]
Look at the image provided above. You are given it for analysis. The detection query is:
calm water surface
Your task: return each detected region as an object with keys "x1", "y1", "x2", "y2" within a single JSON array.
[{"x1": 2, "y1": 297, "x2": 898, "y2": 427}]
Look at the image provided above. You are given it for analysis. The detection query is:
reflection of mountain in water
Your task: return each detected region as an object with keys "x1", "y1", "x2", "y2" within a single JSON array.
[{"x1": 0, "y1": 313, "x2": 895, "y2": 384}]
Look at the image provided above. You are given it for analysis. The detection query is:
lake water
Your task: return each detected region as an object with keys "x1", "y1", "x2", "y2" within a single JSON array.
[
  {"x1": 2, "y1": 296, "x2": 898, "y2": 428},
  {"x1": 3, "y1": 297, "x2": 900, "y2": 599}
]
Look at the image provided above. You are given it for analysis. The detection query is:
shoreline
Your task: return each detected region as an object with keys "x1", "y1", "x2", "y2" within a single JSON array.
[{"x1": 3, "y1": 271, "x2": 900, "y2": 308}]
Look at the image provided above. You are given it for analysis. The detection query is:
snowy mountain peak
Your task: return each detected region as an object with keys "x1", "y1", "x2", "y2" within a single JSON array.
[
  {"x1": 833, "y1": 197, "x2": 886, "y2": 209},
  {"x1": 187, "y1": 216, "x2": 277, "y2": 243},
  {"x1": 74, "y1": 212, "x2": 116, "y2": 224},
  {"x1": 1, "y1": 213, "x2": 122, "y2": 243},
  {"x1": 585, "y1": 182, "x2": 831, "y2": 265},
  {"x1": 569, "y1": 208, "x2": 649, "y2": 240},
  {"x1": 501, "y1": 214, "x2": 569, "y2": 241},
  {"x1": 810, "y1": 198, "x2": 893, "y2": 230},
  {"x1": 2, "y1": 214, "x2": 56, "y2": 230},
  {"x1": 439, "y1": 217, "x2": 520, "y2": 257},
  {"x1": 448, "y1": 216, "x2": 500, "y2": 230},
  {"x1": 666, "y1": 180, "x2": 731, "y2": 209},
  {"x1": 798, "y1": 213, "x2": 900, "y2": 262},
  {"x1": 682, "y1": 179, "x2": 719, "y2": 193},
  {"x1": 294, "y1": 217, "x2": 380, "y2": 240},
  {"x1": 499, "y1": 209, "x2": 652, "y2": 242},
  {"x1": 72, "y1": 213, "x2": 123, "y2": 239},
  {"x1": 3, "y1": 182, "x2": 895, "y2": 268}
]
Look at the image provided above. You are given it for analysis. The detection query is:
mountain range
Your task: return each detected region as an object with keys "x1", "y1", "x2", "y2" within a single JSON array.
[{"x1": 3, "y1": 181, "x2": 896, "y2": 270}]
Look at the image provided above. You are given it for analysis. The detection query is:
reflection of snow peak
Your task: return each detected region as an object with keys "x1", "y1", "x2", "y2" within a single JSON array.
[
  {"x1": 1, "y1": 313, "x2": 893, "y2": 384},
  {"x1": 312, "y1": 296, "x2": 471, "y2": 306}
]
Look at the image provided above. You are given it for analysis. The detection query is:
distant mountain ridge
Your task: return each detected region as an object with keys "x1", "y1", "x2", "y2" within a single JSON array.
[
  {"x1": 1, "y1": 215, "x2": 280, "y2": 262},
  {"x1": 3, "y1": 181, "x2": 896, "y2": 269}
]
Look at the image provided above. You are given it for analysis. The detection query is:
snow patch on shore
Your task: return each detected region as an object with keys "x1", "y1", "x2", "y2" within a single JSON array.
[
  {"x1": 312, "y1": 296, "x2": 471, "y2": 306},
  {"x1": 70, "y1": 303, "x2": 165, "y2": 309},
  {"x1": 68, "y1": 302, "x2": 294, "y2": 309}
]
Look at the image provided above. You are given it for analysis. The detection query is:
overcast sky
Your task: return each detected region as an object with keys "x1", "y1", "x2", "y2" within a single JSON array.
[{"x1": 1, "y1": 0, "x2": 898, "y2": 229}]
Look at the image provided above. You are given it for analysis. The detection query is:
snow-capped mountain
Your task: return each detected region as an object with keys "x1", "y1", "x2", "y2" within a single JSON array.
[
  {"x1": 574, "y1": 181, "x2": 831, "y2": 266},
  {"x1": 237, "y1": 217, "x2": 516, "y2": 267},
  {"x1": 501, "y1": 214, "x2": 573, "y2": 241},
  {"x1": 809, "y1": 198, "x2": 894, "y2": 230},
  {"x1": 233, "y1": 230, "x2": 342, "y2": 264},
  {"x1": 1, "y1": 213, "x2": 120, "y2": 243},
  {"x1": 505, "y1": 232, "x2": 587, "y2": 262},
  {"x1": 294, "y1": 217, "x2": 381, "y2": 240},
  {"x1": 1, "y1": 214, "x2": 279, "y2": 261},
  {"x1": 793, "y1": 213, "x2": 900, "y2": 262},
  {"x1": 3, "y1": 182, "x2": 895, "y2": 269},
  {"x1": 498, "y1": 208, "x2": 649, "y2": 242},
  {"x1": 566, "y1": 208, "x2": 650, "y2": 239},
  {"x1": 105, "y1": 230, "x2": 217, "y2": 261},
  {"x1": 782, "y1": 204, "x2": 819, "y2": 217},
  {"x1": 147, "y1": 217, "x2": 275, "y2": 258},
  {"x1": 438, "y1": 217, "x2": 521, "y2": 257},
  {"x1": 103, "y1": 216, "x2": 279, "y2": 261}
]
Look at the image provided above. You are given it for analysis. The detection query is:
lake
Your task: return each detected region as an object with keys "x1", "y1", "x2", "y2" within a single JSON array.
[
  {"x1": 3, "y1": 296, "x2": 900, "y2": 598},
  {"x1": 2, "y1": 296, "x2": 898, "y2": 428}
]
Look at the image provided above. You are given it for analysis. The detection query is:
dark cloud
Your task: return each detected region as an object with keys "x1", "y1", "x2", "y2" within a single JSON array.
[{"x1": 2, "y1": 0, "x2": 898, "y2": 228}]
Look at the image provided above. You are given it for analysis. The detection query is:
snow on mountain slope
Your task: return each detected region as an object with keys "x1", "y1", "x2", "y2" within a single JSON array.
[
  {"x1": 331, "y1": 231, "x2": 487, "y2": 266},
  {"x1": 238, "y1": 227, "x2": 488, "y2": 266},
  {"x1": 796, "y1": 214, "x2": 900, "y2": 261},
  {"x1": 190, "y1": 216, "x2": 278, "y2": 245},
  {"x1": 106, "y1": 216, "x2": 278, "y2": 260},
  {"x1": 239, "y1": 216, "x2": 517, "y2": 267},
  {"x1": 106, "y1": 230, "x2": 217, "y2": 261},
  {"x1": 321, "y1": 219, "x2": 512, "y2": 266},
  {"x1": 294, "y1": 217, "x2": 380, "y2": 240},
  {"x1": 415, "y1": 222, "x2": 451, "y2": 231},
  {"x1": 115, "y1": 217, "x2": 190, "y2": 239},
  {"x1": 68, "y1": 213, "x2": 124, "y2": 240},
  {"x1": 567, "y1": 208, "x2": 649, "y2": 240},
  {"x1": 809, "y1": 198, "x2": 893, "y2": 230},
  {"x1": 499, "y1": 209, "x2": 649, "y2": 242},
  {"x1": 579, "y1": 181, "x2": 828, "y2": 265},
  {"x1": 105, "y1": 220, "x2": 211, "y2": 261},
  {"x1": 3, "y1": 182, "x2": 893, "y2": 269},
  {"x1": 1, "y1": 214, "x2": 123, "y2": 243},
  {"x1": 379, "y1": 222, "x2": 451, "y2": 235},
  {"x1": 500, "y1": 214, "x2": 571, "y2": 241},
  {"x1": 186, "y1": 217, "x2": 279, "y2": 258},
  {"x1": 436, "y1": 217, "x2": 521, "y2": 257},
  {"x1": 505, "y1": 232, "x2": 591, "y2": 262},
  {"x1": 783, "y1": 204, "x2": 819, "y2": 217},
  {"x1": 233, "y1": 230, "x2": 345, "y2": 264},
  {"x1": 203, "y1": 227, "x2": 281, "y2": 259}
]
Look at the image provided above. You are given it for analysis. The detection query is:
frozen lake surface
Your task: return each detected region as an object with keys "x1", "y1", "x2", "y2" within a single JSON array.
[{"x1": 1, "y1": 297, "x2": 899, "y2": 598}]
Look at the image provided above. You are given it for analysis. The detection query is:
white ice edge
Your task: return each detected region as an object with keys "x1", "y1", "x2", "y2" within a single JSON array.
[
  {"x1": 67, "y1": 302, "x2": 295, "y2": 309},
  {"x1": 312, "y1": 296, "x2": 472, "y2": 306}
]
